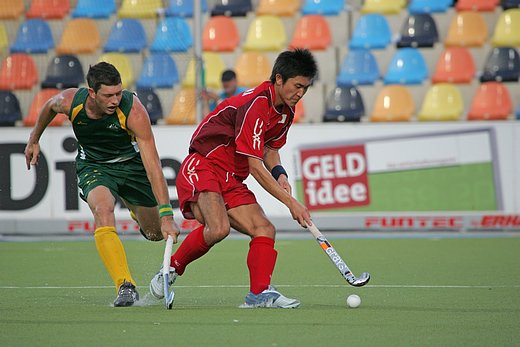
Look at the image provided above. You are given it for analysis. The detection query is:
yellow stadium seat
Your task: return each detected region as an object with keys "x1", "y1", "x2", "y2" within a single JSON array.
[
  {"x1": 56, "y1": 19, "x2": 101, "y2": 54},
  {"x1": 445, "y1": 11, "x2": 488, "y2": 47},
  {"x1": 98, "y1": 53, "x2": 134, "y2": 89},
  {"x1": 165, "y1": 88, "x2": 197, "y2": 125},
  {"x1": 370, "y1": 85, "x2": 414, "y2": 122},
  {"x1": 361, "y1": 0, "x2": 406, "y2": 14},
  {"x1": 118, "y1": 0, "x2": 162, "y2": 18},
  {"x1": 0, "y1": 0, "x2": 24, "y2": 19},
  {"x1": 256, "y1": 0, "x2": 299, "y2": 16},
  {"x1": 243, "y1": 15, "x2": 287, "y2": 51},
  {"x1": 0, "y1": 23, "x2": 8, "y2": 54},
  {"x1": 182, "y1": 52, "x2": 226, "y2": 90},
  {"x1": 491, "y1": 9, "x2": 520, "y2": 47},
  {"x1": 418, "y1": 83, "x2": 463, "y2": 121},
  {"x1": 234, "y1": 52, "x2": 272, "y2": 88}
]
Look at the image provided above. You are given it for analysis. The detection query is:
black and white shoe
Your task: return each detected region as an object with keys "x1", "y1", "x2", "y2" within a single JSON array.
[{"x1": 114, "y1": 281, "x2": 139, "y2": 307}]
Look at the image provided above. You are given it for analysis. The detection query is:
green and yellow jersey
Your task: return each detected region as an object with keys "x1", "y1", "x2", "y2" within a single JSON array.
[{"x1": 68, "y1": 88, "x2": 139, "y2": 163}]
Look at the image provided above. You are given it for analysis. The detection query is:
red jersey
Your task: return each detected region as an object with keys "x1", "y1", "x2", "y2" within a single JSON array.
[{"x1": 189, "y1": 81, "x2": 294, "y2": 180}]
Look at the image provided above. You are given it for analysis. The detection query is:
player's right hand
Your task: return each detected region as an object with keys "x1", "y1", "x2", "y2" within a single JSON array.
[
  {"x1": 24, "y1": 142, "x2": 40, "y2": 170},
  {"x1": 288, "y1": 198, "x2": 311, "y2": 228},
  {"x1": 161, "y1": 216, "x2": 180, "y2": 244}
]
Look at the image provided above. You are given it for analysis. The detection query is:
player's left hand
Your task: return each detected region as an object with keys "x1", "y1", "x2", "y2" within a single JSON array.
[
  {"x1": 161, "y1": 216, "x2": 180, "y2": 243},
  {"x1": 277, "y1": 175, "x2": 292, "y2": 195}
]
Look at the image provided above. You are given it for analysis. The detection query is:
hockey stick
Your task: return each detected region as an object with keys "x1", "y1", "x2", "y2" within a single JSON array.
[
  {"x1": 162, "y1": 235, "x2": 175, "y2": 310},
  {"x1": 307, "y1": 223, "x2": 370, "y2": 287}
]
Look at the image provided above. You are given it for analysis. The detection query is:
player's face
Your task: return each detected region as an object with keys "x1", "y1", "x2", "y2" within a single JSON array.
[
  {"x1": 275, "y1": 75, "x2": 312, "y2": 108},
  {"x1": 222, "y1": 79, "x2": 237, "y2": 97},
  {"x1": 90, "y1": 84, "x2": 123, "y2": 115}
]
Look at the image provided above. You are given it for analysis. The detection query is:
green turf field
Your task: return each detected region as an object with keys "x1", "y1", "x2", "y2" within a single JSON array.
[{"x1": 1, "y1": 236, "x2": 519, "y2": 346}]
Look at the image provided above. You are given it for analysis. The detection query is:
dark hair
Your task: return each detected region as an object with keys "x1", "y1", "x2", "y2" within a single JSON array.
[
  {"x1": 269, "y1": 49, "x2": 318, "y2": 84},
  {"x1": 221, "y1": 69, "x2": 237, "y2": 82},
  {"x1": 86, "y1": 62, "x2": 122, "y2": 92}
]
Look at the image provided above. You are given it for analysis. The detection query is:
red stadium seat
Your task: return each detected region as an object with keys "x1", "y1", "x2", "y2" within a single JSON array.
[
  {"x1": 24, "y1": 88, "x2": 69, "y2": 127},
  {"x1": 26, "y1": 0, "x2": 70, "y2": 19}
]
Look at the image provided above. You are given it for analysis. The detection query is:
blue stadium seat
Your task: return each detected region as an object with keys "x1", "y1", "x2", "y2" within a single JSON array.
[
  {"x1": 211, "y1": 0, "x2": 253, "y2": 16},
  {"x1": 165, "y1": 0, "x2": 208, "y2": 17},
  {"x1": 136, "y1": 53, "x2": 179, "y2": 89},
  {"x1": 384, "y1": 48, "x2": 428, "y2": 84},
  {"x1": 516, "y1": 106, "x2": 520, "y2": 119},
  {"x1": 72, "y1": 0, "x2": 116, "y2": 18},
  {"x1": 336, "y1": 49, "x2": 380, "y2": 86},
  {"x1": 136, "y1": 88, "x2": 163, "y2": 124},
  {"x1": 302, "y1": 0, "x2": 345, "y2": 15},
  {"x1": 502, "y1": 0, "x2": 520, "y2": 10},
  {"x1": 408, "y1": 0, "x2": 452, "y2": 13},
  {"x1": 323, "y1": 85, "x2": 365, "y2": 122},
  {"x1": 349, "y1": 14, "x2": 392, "y2": 49},
  {"x1": 41, "y1": 55, "x2": 85, "y2": 89},
  {"x1": 150, "y1": 17, "x2": 192, "y2": 53},
  {"x1": 0, "y1": 90, "x2": 22, "y2": 126},
  {"x1": 397, "y1": 13, "x2": 439, "y2": 48},
  {"x1": 103, "y1": 19, "x2": 147, "y2": 53},
  {"x1": 10, "y1": 19, "x2": 54, "y2": 53},
  {"x1": 480, "y1": 47, "x2": 520, "y2": 82}
]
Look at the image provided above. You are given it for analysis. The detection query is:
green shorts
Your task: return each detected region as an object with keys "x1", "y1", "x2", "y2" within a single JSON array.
[{"x1": 76, "y1": 155, "x2": 157, "y2": 207}]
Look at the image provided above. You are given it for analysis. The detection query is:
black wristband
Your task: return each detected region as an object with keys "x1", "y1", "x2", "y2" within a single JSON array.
[{"x1": 271, "y1": 165, "x2": 288, "y2": 180}]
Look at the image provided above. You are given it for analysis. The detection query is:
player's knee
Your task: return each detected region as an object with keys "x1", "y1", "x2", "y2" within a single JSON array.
[
  {"x1": 208, "y1": 223, "x2": 230, "y2": 243},
  {"x1": 93, "y1": 205, "x2": 115, "y2": 219},
  {"x1": 253, "y1": 221, "x2": 276, "y2": 238}
]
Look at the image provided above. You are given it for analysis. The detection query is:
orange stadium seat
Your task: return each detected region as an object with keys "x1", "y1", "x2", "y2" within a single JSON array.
[
  {"x1": 370, "y1": 85, "x2": 415, "y2": 122},
  {"x1": 234, "y1": 52, "x2": 272, "y2": 88},
  {"x1": 445, "y1": 11, "x2": 488, "y2": 47},
  {"x1": 294, "y1": 101, "x2": 304, "y2": 123},
  {"x1": 26, "y1": 0, "x2": 70, "y2": 19},
  {"x1": 0, "y1": 53, "x2": 38, "y2": 90},
  {"x1": 256, "y1": 0, "x2": 300, "y2": 16},
  {"x1": 165, "y1": 88, "x2": 197, "y2": 125},
  {"x1": 24, "y1": 88, "x2": 69, "y2": 127},
  {"x1": 456, "y1": 0, "x2": 499, "y2": 11},
  {"x1": 467, "y1": 82, "x2": 512, "y2": 120},
  {"x1": 431, "y1": 47, "x2": 476, "y2": 84},
  {"x1": 289, "y1": 15, "x2": 332, "y2": 51},
  {"x1": 202, "y1": 16, "x2": 240, "y2": 52},
  {"x1": 56, "y1": 19, "x2": 101, "y2": 54},
  {"x1": 0, "y1": 0, "x2": 24, "y2": 19}
]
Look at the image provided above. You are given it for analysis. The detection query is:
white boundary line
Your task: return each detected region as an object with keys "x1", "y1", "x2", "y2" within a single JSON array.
[{"x1": 1, "y1": 284, "x2": 519, "y2": 289}]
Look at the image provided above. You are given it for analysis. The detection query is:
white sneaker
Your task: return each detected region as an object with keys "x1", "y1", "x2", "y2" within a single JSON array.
[
  {"x1": 239, "y1": 286, "x2": 300, "y2": 309},
  {"x1": 149, "y1": 267, "x2": 177, "y2": 300}
]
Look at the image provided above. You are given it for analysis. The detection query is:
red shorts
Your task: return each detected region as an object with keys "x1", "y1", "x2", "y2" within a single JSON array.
[{"x1": 176, "y1": 152, "x2": 257, "y2": 219}]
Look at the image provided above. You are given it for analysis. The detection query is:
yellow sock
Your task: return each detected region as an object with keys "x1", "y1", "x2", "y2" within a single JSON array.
[{"x1": 94, "y1": 226, "x2": 135, "y2": 292}]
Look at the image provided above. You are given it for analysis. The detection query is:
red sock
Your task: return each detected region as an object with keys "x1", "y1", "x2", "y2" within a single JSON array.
[
  {"x1": 247, "y1": 236, "x2": 277, "y2": 294},
  {"x1": 170, "y1": 225, "x2": 210, "y2": 275}
]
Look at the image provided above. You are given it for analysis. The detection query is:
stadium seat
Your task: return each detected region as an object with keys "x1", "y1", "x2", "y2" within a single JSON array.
[
  {"x1": 289, "y1": 15, "x2": 332, "y2": 51},
  {"x1": 349, "y1": 14, "x2": 392, "y2": 49},
  {"x1": 41, "y1": 55, "x2": 85, "y2": 89},
  {"x1": 370, "y1": 85, "x2": 414, "y2": 122},
  {"x1": 234, "y1": 51, "x2": 272, "y2": 88},
  {"x1": 301, "y1": 0, "x2": 345, "y2": 15},
  {"x1": 10, "y1": 19, "x2": 54, "y2": 54},
  {"x1": 491, "y1": 9, "x2": 520, "y2": 47},
  {"x1": 396, "y1": 14, "x2": 439, "y2": 48},
  {"x1": 256, "y1": 0, "x2": 299, "y2": 16},
  {"x1": 165, "y1": 0, "x2": 208, "y2": 17},
  {"x1": 72, "y1": 0, "x2": 116, "y2": 18},
  {"x1": 118, "y1": 0, "x2": 162, "y2": 19},
  {"x1": 456, "y1": 0, "x2": 499, "y2": 11},
  {"x1": 0, "y1": 91, "x2": 22, "y2": 126},
  {"x1": 384, "y1": 48, "x2": 428, "y2": 85},
  {"x1": 445, "y1": 11, "x2": 488, "y2": 47},
  {"x1": 480, "y1": 46, "x2": 520, "y2": 82},
  {"x1": 136, "y1": 88, "x2": 163, "y2": 124},
  {"x1": 361, "y1": 0, "x2": 406, "y2": 14},
  {"x1": 467, "y1": 82, "x2": 512, "y2": 120},
  {"x1": 202, "y1": 16, "x2": 240, "y2": 52},
  {"x1": 26, "y1": 0, "x2": 70, "y2": 19},
  {"x1": 432, "y1": 47, "x2": 475, "y2": 83},
  {"x1": 182, "y1": 52, "x2": 226, "y2": 89},
  {"x1": 150, "y1": 17, "x2": 192, "y2": 53},
  {"x1": 294, "y1": 101, "x2": 304, "y2": 123},
  {"x1": 165, "y1": 88, "x2": 197, "y2": 125},
  {"x1": 103, "y1": 19, "x2": 147, "y2": 53},
  {"x1": 418, "y1": 83, "x2": 463, "y2": 121},
  {"x1": 336, "y1": 49, "x2": 380, "y2": 86},
  {"x1": 98, "y1": 53, "x2": 134, "y2": 89},
  {"x1": 0, "y1": 0, "x2": 24, "y2": 19},
  {"x1": 0, "y1": 23, "x2": 7, "y2": 54},
  {"x1": 408, "y1": 0, "x2": 452, "y2": 13},
  {"x1": 0, "y1": 53, "x2": 38, "y2": 90},
  {"x1": 24, "y1": 88, "x2": 68, "y2": 127},
  {"x1": 501, "y1": 0, "x2": 520, "y2": 10},
  {"x1": 243, "y1": 16, "x2": 286, "y2": 51},
  {"x1": 136, "y1": 53, "x2": 179, "y2": 89},
  {"x1": 56, "y1": 18, "x2": 101, "y2": 55},
  {"x1": 211, "y1": 0, "x2": 253, "y2": 17},
  {"x1": 516, "y1": 106, "x2": 520, "y2": 119},
  {"x1": 323, "y1": 86, "x2": 365, "y2": 122}
]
